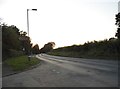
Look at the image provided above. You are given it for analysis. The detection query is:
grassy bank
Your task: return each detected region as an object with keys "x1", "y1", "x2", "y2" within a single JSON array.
[
  {"x1": 48, "y1": 39, "x2": 119, "y2": 60},
  {"x1": 4, "y1": 55, "x2": 40, "y2": 71},
  {"x1": 48, "y1": 51, "x2": 119, "y2": 60}
]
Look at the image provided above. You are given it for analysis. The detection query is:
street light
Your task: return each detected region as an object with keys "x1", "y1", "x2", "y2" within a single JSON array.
[
  {"x1": 27, "y1": 9, "x2": 37, "y2": 61},
  {"x1": 27, "y1": 9, "x2": 37, "y2": 36}
]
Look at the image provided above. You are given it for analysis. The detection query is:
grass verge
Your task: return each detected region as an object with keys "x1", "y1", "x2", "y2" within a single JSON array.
[
  {"x1": 48, "y1": 51, "x2": 119, "y2": 60},
  {"x1": 4, "y1": 55, "x2": 40, "y2": 71}
]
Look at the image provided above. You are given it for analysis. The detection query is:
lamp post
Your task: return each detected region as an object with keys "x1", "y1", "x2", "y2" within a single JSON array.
[
  {"x1": 27, "y1": 9, "x2": 37, "y2": 36},
  {"x1": 27, "y1": 9, "x2": 37, "y2": 61}
]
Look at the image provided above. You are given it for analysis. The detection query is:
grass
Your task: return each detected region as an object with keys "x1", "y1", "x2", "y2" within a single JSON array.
[
  {"x1": 48, "y1": 51, "x2": 119, "y2": 60},
  {"x1": 4, "y1": 55, "x2": 40, "y2": 71}
]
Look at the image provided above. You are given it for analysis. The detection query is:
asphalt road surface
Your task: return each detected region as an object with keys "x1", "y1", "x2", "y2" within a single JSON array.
[{"x1": 3, "y1": 54, "x2": 118, "y2": 87}]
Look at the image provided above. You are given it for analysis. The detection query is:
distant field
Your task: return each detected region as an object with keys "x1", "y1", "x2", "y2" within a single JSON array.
[{"x1": 4, "y1": 55, "x2": 40, "y2": 71}]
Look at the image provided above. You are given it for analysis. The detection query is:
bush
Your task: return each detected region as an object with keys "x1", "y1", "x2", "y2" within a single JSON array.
[
  {"x1": 9, "y1": 49, "x2": 24, "y2": 57},
  {"x1": 2, "y1": 49, "x2": 24, "y2": 61}
]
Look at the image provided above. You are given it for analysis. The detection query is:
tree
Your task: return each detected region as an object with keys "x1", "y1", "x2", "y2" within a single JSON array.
[
  {"x1": 2, "y1": 24, "x2": 33, "y2": 60},
  {"x1": 2, "y1": 24, "x2": 23, "y2": 59},
  {"x1": 19, "y1": 30, "x2": 32, "y2": 54},
  {"x1": 2, "y1": 24, "x2": 21, "y2": 50},
  {"x1": 115, "y1": 13, "x2": 120, "y2": 39},
  {"x1": 115, "y1": 28, "x2": 120, "y2": 39},
  {"x1": 115, "y1": 12, "x2": 120, "y2": 56},
  {"x1": 32, "y1": 44, "x2": 40, "y2": 54},
  {"x1": 40, "y1": 42, "x2": 55, "y2": 53}
]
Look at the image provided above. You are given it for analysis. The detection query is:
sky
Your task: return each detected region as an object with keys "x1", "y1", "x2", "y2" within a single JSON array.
[{"x1": 0, "y1": 0, "x2": 119, "y2": 48}]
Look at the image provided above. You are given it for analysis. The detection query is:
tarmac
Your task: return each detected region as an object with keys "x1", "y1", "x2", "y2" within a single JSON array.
[{"x1": 2, "y1": 62, "x2": 18, "y2": 77}]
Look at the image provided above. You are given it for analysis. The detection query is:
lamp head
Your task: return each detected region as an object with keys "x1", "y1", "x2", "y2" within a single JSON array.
[{"x1": 32, "y1": 9, "x2": 37, "y2": 11}]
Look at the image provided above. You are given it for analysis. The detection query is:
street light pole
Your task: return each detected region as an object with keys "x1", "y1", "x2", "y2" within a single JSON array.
[
  {"x1": 27, "y1": 9, "x2": 37, "y2": 61},
  {"x1": 27, "y1": 9, "x2": 37, "y2": 36},
  {"x1": 27, "y1": 9, "x2": 29, "y2": 36}
]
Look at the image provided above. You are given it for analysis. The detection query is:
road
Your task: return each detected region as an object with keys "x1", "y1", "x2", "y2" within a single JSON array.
[{"x1": 3, "y1": 54, "x2": 118, "y2": 87}]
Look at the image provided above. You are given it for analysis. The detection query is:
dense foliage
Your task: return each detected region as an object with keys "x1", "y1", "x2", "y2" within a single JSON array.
[
  {"x1": 32, "y1": 44, "x2": 40, "y2": 54},
  {"x1": 40, "y1": 42, "x2": 55, "y2": 53},
  {"x1": 2, "y1": 24, "x2": 38, "y2": 60},
  {"x1": 2, "y1": 24, "x2": 56, "y2": 60},
  {"x1": 115, "y1": 12, "x2": 120, "y2": 56},
  {"x1": 115, "y1": 12, "x2": 120, "y2": 39},
  {"x1": 49, "y1": 39, "x2": 119, "y2": 59}
]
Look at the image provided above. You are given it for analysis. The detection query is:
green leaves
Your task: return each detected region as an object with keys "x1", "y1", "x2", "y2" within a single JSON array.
[
  {"x1": 49, "y1": 39, "x2": 119, "y2": 60},
  {"x1": 40, "y1": 42, "x2": 55, "y2": 53},
  {"x1": 2, "y1": 24, "x2": 32, "y2": 60},
  {"x1": 32, "y1": 44, "x2": 40, "y2": 54},
  {"x1": 115, "y1": 13, "x2": 120, "y2": 40}
]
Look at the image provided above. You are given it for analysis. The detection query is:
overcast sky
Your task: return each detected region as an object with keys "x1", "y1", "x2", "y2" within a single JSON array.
[{"x1": 0, "y1": 0, "x2": 119, "y2": 48}]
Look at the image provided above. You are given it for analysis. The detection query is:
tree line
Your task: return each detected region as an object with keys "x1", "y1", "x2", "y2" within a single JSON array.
[
  {"x1": 2, "y1": 24, "x2": 55, "y2": 60},
  {"x1": 48, "y1": 12, "x2": 120, "y2": 60},
  {"x1": 49, "y1": 38, "x2": 119, "y2": 59}
]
